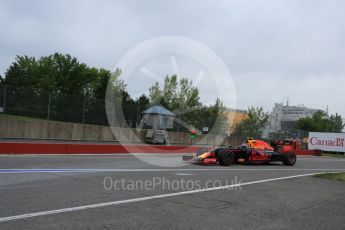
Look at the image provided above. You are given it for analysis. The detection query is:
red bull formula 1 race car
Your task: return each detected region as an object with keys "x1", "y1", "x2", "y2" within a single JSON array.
[{"x1": 184, "y1": 139, "x2": 297, "y2": 166}]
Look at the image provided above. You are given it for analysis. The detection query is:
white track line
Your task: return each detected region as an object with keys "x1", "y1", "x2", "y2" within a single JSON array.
[{"x1": 0, "y1": 171, "x2": 344, "y2": 223}]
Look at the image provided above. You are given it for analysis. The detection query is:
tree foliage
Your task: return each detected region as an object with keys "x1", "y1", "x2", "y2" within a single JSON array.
[
  {"x1": 0, "y1": 75, "x2": 4, "y2": 86},
  {"x1": 149, "y1": 75, "x2": 200, "y2": 111},
  {"x1": 1, "y1": 53, "x2": 125, "y2": 124},
  {"x1": 295, "y1": 110, "x2": 344, "y2": 133},
  {"x1": 148, "y1": 75, "x2": 229, "y2": 134},
  {"x1": 190, "y1": 98, "x2": 229, "y2": 135},
  {"x1": 1, "y1": 54, "x2": 232, "y2": 133},
  {"x1": 233, "y1": 106, "x2": 269, "y2": 138},
  {"x1": 4, "y1": 53, "x2": 126, "y2": 96}
]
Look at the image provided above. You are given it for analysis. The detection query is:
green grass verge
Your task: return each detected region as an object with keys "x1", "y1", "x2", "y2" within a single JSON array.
[
  {"x1": 0, "y1": 114, "x2": 45, "y2": 121},
  {"x1": 315, "y1": 172, "x2": 345, "y2": 181},
  {"x1": 322, "y1": 153, "x2": 345, "y2": 158},
  {"x1": 0, "y1": 114, "x2": 73, "y2": 124},
  {"x1": 0, "y1": 113, "x2": 106, "y2": 126}
]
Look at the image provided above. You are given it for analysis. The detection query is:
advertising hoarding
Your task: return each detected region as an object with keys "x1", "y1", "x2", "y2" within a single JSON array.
[{"x1": 308, "y1": 132, "x2": 345, "y2": 152}]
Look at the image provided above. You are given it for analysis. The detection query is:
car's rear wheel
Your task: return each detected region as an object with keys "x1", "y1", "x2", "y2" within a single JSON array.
[
  {"x1": 281, "y1": 152, "x2": 297, "y2": 166},
  {"x1": 217, "y1": 150, "x2": 234, "y2": 166}
]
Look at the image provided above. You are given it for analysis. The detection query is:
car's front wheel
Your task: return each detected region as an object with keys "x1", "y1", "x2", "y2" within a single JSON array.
[
  {"x1": 281, "y1": 152, "x2": 297, "y2": 166},
  {"x1": 217, "y1": 150, "x2": 235, "y2": 166}
]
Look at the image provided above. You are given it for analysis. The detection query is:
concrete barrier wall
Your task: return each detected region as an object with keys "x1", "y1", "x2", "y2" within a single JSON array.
[
  {"x1": 0, "y1": 118, "x2": 242, "y2": 146},
  {"x1": 0, "y1": 119, "x2": 319, "y2": 155},
  {"x1": 0, "y1": 119, "x2": 117, "y2": 141}
]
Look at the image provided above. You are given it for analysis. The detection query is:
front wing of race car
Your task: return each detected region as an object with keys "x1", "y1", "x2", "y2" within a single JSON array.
[{"x1": 183, "y1": 151, "x2": 217, "y2": 165}]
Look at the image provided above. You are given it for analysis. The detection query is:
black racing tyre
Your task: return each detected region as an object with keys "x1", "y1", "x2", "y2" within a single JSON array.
[
  {"x1": 281, "y1": 152, "x2": 297, "y2": 166},
  {"x1": 217, "y1": 149, "x2": 235, "y2": 166}
]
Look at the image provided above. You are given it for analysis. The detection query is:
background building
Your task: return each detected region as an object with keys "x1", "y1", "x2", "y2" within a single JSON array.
[
  {"x1": 263, "y1": 103, "x2": 319, "y2": 138},
  {"x1": 225, "y1": 108, "x2": 247, "y2": 135}
]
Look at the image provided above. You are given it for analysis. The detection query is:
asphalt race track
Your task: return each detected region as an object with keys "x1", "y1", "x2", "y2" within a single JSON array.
[{"x1": 0, "y1": 154, "x2": 345, "y2": 230}]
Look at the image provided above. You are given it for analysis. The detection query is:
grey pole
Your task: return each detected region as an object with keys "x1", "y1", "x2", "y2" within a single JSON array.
[
  {"x1": 82, "y1": 97, "x2": 86, "y2": 124},
  {"x1": 47, "y1": 93, "x2": 52, "y2": 120},
  {"x1": 3, "y1": 87, "x2": 6, "y2": 114},
  {"x1": 136, "y1": 106, "x2": 140, "y2": 127}
]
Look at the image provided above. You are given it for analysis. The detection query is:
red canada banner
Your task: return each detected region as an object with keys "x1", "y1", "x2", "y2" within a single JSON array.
[{"x1": 308, "y1": 132, "x2": 345, "y2": 152}]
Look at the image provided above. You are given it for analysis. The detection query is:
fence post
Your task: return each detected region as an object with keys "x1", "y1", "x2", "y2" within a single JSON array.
[
  {"x1": 47, "y1": 92, "x2": 52, "y2": 120},
  {"x1": 136, "y1": 106, "x2": 140, "y2": 128},
  {"x1": 82, "y1": 96, "x2": 86, "y2": 124},
  {"x1": 3, "y1": 87, "x2": 6, "y2": 114}
]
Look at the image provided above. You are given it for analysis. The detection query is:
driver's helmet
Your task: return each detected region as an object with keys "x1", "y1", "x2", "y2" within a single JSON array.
[{"x1": 239, "y1": 143, "x2": 247, "y2": 149}]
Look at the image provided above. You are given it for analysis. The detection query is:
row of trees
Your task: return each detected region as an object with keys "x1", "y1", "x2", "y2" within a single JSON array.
[
  {"x1": 147, "y1": 75, "x2": 229, "y2": 134},
  {"x1": 295, "y1": 110, "x2": 344, "y2": 133},
  {"x1": 0, "y1": 53, "x2": 229, "y2": 133},
  {"x1": 0, "y1": 53, "x2": 149, "y2": 125},
  {"x1": 1, "y1": 53, "x2": 343, "y2": 136}
]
